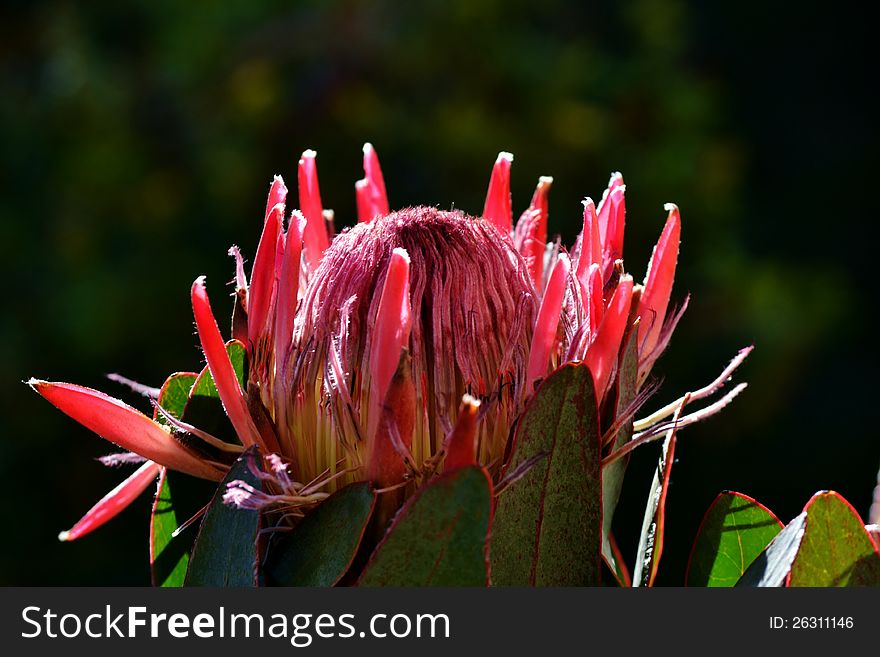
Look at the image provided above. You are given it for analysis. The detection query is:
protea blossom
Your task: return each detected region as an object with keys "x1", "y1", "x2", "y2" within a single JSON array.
[{"x1": 29, "y1": 143, "x2": 748, "y2": 550}]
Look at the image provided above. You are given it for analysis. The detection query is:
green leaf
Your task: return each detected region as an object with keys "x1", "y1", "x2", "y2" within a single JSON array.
[
  {"x1": 152, "y1": 372, "x2": 197, "y2": 427},
  {"x1": 265, "y1": 482, "x2": 376, "y2": 587},
  {"x1": 737, "y1": 512, "x2": 807, "y2": 587},
  {"x1": 359, "y1": 466, "x2": 492, "y2": 586},
  {"x1": 150, "y1": 372, "x2": 197, "y2": 587},
  {"x1": 788, "y1": 491, "x2": 880, "y2": 587},
  {"x1": 490, "y1": 363, "x2": 602, "y2": 586},
  {"x1": 601, "y1": 330, "x2": 638, "y2": 586},
  {"x1": 190, "y1": 340, "x2": 247, "y2": 397},
  {"x1": 686, "y1": 492, "x2": 783, "y2": 587},
  {"x1": 151, "y1": 469, "x2": 188, "y2": 587},
  {"x1": 183, "y1": 340, "x2": 247, "y2": 444},
  {"x1": 185, "y1": 446, "x2": 262, "y2": 587},
  {"x1": 151, "y1": 346, "x2": 248, "y2": 587}
]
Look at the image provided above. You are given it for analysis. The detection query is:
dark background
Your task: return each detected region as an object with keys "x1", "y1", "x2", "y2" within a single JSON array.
[{"x1": 1, "y1": 1, "x2": 875, "y2": 585}]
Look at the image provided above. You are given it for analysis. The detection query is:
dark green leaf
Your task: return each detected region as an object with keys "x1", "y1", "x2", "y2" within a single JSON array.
[
  {"x1": 788, "y1": 491, "x2": 880, "y2": 587},
  {"x1": 737, "y1": 512, "x2": 806, "y2": 587},
  {"x1": 185, "y1": 446, "x2": 262, "y2": 587},
  {"x1": 491, "y1": 364, "x2": 602, "y2": 586},
  {"x1": 265, "y1": 482, "x2": 376, "y2": 587},
  {"x1": 602, "y1": 330, "x2": 638, "y2": 585},
  {"x1": 359, "y1": 466, "x2": 492, "y2": 586},
  {"x1": 686, "y1": 492, "x2": 783, "y2": 587}
]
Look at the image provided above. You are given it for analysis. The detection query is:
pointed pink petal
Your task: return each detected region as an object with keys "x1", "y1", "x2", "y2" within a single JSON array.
[
  {"x1": 247, "y1": 203, "x2": 283, "y2": 344},
  {"x1": 59, "y1": 461, "x2": 161, "y2": 542},
  {"x1": 605, "y1": 187, "x2": 626, "y2": 263},
  {"x1": 363, "y1": 144, "x2": 388, "y2": 206},
  {"x1": 584, "y1": 275, "x2": 633, "y2": 400},
  {"x1": 228, "y1": 245, "x2": 248, "y2": 296},
  {"x1": 365, "y1": 249, "x2": 415, "y2": 488},
  {"x1": 608, "y1": 171, "x2": 624, "y2": 191},
  {"x1": 573, "y1": 262, "x2": 605, "y2": 359},
  {"x1": 597, "y1": 173, "x2": 625, "y2": 273},
  {"x1": 264, "y1": 175, "x2": 288, "y2": 223},
  {"x1": 297, "y1": 149, "x2": 330, "y2": 272},
  {"x1": 482, "y1": 151, "x2": 513, "y2": 235},
  {"x1": 575, "y1": 198, "x2": 602, "y2": 286},
  {"x1": 29, "y1": 380, "x2": 222, "y2": 480},
  {"x1": 274, "y1": 210, "x2": 305, "y2": 361},
  {"x1": 596, "y1": 173, "x2": 622, "y2": 244},
  {"x1": 576, "y1": 262, "x2": 604, "y2": 354},
  {"x1": 587, "y1": 263, "x2": 604, "y2": 337},
  {"x1": 274, "y1": 225, "x2": 285, "y2": 282},
  {"x1": 638, "y1": 203, "x2": 681, "y2": 358},
  {"x1": 355, "y1": 179, "x2": 371, "y2": 224},
  {"x1": 367, "y1": 248, "x2": 412, "y2": 441},
  {"x1": 443, "y1": 395, "x2": 481, "y2": 471},
  {"x1": 517, "y1": 176, "x2": 552, "y2": 288},
  {"x1": 526, "y1": 253, "x2": 571, "y2": 392},
  {"x1": 366, "y1": 360, "x2": 416, "y2": 488},
  {"x1": 356, "y1": 143, "x2": 389, "y2": 223},
  {"x1": 191, "y1": 277, "x2": 261, "y2": 449}
]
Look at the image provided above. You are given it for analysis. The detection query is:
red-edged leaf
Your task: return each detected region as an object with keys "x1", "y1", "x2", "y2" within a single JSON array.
[
  {"x1": 185, "y1": 446, "x2": 263, "y2": 587},
  {"x1": 788, "y1": 491, "x2": 880, "y2": 586},
  {"x1": 359, "y1": 466, "x2": 492, "y2": 586},
  {"x1": 491, "y1": 363, "x2": 602, "y2": 586},
  {"x1": 685, "y1": 492, "x2": 783, "y2": 587},
  {"x1": 265, "y1": 482, "x2": 376, "y2": 587},
  {"x1": 736, "y1": 512, "x2": 807, "y2": 587},
  {"x1": 152, "y1": 372, "x2": 198, "y2": 426}
]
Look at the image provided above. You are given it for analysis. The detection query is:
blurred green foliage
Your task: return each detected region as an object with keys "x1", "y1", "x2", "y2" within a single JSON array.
[{"x1": 1, "y1": 0, "x2": 874, "y2": 584}]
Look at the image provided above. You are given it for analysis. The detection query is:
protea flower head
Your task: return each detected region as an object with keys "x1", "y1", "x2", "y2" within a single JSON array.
[{"x1": 29, "y1": 143, "x2": 749, "y2": 545}]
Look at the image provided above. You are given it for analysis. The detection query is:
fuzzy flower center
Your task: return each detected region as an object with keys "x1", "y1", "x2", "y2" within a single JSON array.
[{"x1": 282, "y1": 206, "x2": 537, "y2": 487}]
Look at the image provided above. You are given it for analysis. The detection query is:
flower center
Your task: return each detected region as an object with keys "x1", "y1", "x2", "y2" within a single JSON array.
[{"x1": 285, "y1": 206, "x2": 537, "y2": 486}]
